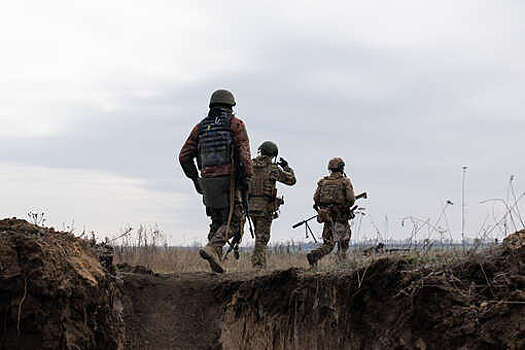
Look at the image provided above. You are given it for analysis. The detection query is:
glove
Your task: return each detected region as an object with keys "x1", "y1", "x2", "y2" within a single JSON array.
[
  {"x1": 192, "y1": 178, "x2": 203, "y2": 194},
  {"x1": 278, "y1": 157, "x2": 289, "y2": 168}
]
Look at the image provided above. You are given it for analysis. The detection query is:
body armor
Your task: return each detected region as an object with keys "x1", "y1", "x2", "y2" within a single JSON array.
[
  {"x1": 318, "y1": 176, "x2": 346, "y2": 205},
  {"x1": 250, "y1": 160, "x2": 276, "y2": 199},
  {"x1": 197, "y1": 110, "x2": 233, "y2": 170}
]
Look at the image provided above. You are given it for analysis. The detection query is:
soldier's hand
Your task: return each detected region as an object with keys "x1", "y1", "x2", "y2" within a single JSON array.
[
  {"x1": 192, "y1": 178, "x2": 203, "y2": 194},
  {"x1": 278, "y1": 157, "x2": 289, "y2": 168}
]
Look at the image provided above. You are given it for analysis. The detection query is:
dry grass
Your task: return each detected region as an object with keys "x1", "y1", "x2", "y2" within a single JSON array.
[
  {"x1": 114, "y1": 246, "x2": 311, "y2": 273},
  {"x1": 113, "y1": 244, "x2": 484, "y2": 274},
  {"x1": 110, "y1": 222, "x2": 503, "y2": 273}
]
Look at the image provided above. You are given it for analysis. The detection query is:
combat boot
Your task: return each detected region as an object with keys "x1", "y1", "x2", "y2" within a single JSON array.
[
  {"x1": 307, "y1": 252, "x2": 318, "y2": 267},
  {"x1": 199, "y1": 246, "x2": 225, "y2": 273}
]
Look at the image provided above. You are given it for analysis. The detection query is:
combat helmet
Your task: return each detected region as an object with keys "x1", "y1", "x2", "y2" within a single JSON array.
[
  {"x1": 209, "y1": 89, "x2": 236, "y2": 107},
  {"x1": 328, "y1": 157, "x2": 345, "y2": 172},
  {"x1": 258, "y1": 141, "x2": 279, "y2": 157}
]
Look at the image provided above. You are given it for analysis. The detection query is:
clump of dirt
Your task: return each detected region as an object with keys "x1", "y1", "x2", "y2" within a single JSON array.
[
  {"x1": 219, "y1": 230, "x2": 525, "y2": 349},
  {"x1": 0, "y1": 218, "x2": 124, "y2": 350}
]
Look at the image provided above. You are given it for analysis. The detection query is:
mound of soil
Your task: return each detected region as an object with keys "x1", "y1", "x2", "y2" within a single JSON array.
[
  {"x1": 220, "y1": 231, "x2": 525, "y2": 349},
  {"x1": 1, "y1": 218, "x2": 523, "y2": 349},
  {"x1": 0, "y1": 218, "x2": 124, "y2": 350}
]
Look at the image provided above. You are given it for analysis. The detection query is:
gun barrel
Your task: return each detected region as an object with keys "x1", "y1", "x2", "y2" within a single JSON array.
[
  {"x1": 292, "y1": 221, "x2": 305, "y2": 229},
  {"x1": 292, "y1": 215, "x2": 318, "y2": 229},
  {"x1": 356, "y1": 192, "x2": 367, "y2": 200}
]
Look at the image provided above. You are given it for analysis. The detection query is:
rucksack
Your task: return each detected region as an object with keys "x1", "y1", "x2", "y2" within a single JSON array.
[{"x1": 318, "y1": 177, "x2": 346, "y2": 205}]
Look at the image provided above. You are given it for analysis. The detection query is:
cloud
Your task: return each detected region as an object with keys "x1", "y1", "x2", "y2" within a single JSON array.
[
  {"x1": 0, "y1": 162, "x2": 204, "y2": 243},
  {"x1": 1, "y1": 1, "x2": 524, "y2": 243}
]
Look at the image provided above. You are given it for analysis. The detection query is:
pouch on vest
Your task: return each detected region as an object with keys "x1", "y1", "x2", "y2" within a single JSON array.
[{"x1": 199, "y1": 176, "x2": 231, "y2": 209}]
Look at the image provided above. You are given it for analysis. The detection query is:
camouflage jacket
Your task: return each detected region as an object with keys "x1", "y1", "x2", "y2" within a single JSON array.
[
  {"x1": 178, "y1": 110, "x2": 254, "y2": 179},
  {"x1": 249, "y1": 155, "x2": 296, "y2": 213}
]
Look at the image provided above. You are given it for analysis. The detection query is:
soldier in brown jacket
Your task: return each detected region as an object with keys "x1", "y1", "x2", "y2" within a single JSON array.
[
  {"x1": 179, "y1": 89, "x2": 253, "y2": 273},
  {"x1": 248, "y1": 141, "x2": 296, "y2": 269},
  {"x1": 307, "y1": 157, "x2": 355, "y2": 266}
]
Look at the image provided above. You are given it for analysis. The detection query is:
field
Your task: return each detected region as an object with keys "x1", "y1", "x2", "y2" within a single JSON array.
[
  {"x1": 1, "y1": 218, "x2": 523, "y2": 349},
  {"x1": 113, "y1": 242, "x2": 486, "y2": 274}
]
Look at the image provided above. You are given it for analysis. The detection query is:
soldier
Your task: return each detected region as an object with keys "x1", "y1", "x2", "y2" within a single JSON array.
[
  {"x1": 307, "y1": 157, "x2": 355, "y2": 266},
  {"x1": 179, "y1": 89, "x2": 253, "y2": 273},
  {"x1": 249, "y1": 141, "x2": 296, "y2": 269}
]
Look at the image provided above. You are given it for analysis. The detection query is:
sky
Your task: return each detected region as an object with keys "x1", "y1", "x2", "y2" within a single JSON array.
[{"x1": 1, "y1": 0, "x2": 524, "y2": 245}]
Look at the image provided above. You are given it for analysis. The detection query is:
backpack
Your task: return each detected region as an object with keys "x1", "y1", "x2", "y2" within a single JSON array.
[{"x1": 318, "y1": 176, "x2": 346, "y2": 205}]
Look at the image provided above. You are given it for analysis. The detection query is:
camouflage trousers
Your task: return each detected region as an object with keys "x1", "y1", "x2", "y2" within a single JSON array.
[
  {"x1": 250, "y1": 214, "x2": 273, "y2": 269},
  {"x1": 206, "y1": 203, "x2": 243, "y2": 258},
  {"x1": 310, "y1": 220, "x2": 351, "y2": 262}
]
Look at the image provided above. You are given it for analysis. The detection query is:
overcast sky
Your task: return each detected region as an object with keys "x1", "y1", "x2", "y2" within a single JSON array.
[{"x1": 1, "y1": 0, "x2": 524, "y2": 245}]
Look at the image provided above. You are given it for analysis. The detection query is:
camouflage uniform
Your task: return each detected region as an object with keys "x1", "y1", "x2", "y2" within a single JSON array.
[
  {"x1": 249, "y1": 154, "x2": 296, "y2": 268},
  {"x1": 309, "y1": 172, "x2": 355, "y2": 262},
  {"x1": 179, "y1": 94, "x2": 253, "y2": 273}
]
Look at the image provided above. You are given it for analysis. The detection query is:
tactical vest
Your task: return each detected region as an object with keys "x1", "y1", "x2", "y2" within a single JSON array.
[
  {"x1": 197, "y1": 111, "x2": 233, "y2": 169},
  {"x1": 250, "y1": 159, "x2": 275, "y2": 200},
  {"x1": 318, "y1": 176, "x2": 346, "y2": 205}
]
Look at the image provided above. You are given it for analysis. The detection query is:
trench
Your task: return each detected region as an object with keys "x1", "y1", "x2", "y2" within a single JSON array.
[
  {"x1": 120, "y1": 258, "x2": 525, "y2": 350},
  {"x1": 2, "y1": 219, "x2": 523, "y2": 350}
]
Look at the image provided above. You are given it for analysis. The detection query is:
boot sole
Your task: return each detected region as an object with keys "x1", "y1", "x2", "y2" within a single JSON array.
[{"x1": 199, "y1": 249, "x2": 225, "y2": 273}]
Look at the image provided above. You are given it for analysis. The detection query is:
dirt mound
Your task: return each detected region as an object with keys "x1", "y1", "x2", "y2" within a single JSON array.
[
  {"x1": 0, "y1": 219, "x2": 523, "y2": 349},
  {"x1": 0, "y1": 218, "x2": 124, "y2": 350},
  {"x1": 219, "y1": 231, "x2": 525, "y2": 349},
  {"x1": 117, "y1": 232, "x2": 523, "y2": 349}
]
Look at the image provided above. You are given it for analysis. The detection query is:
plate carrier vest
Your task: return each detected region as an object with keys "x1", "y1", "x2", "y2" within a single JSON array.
[{"x1": 197, "y1": 111, "x2": 233, "y2": 170}]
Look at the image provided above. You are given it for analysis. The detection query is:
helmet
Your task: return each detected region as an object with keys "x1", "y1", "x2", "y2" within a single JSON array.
[
  {"x1": 209, "y1": 89, "x2": 236, "y2": 107},
  {"x1": 328, "y1": 157, "x2": 345, "y2": 172},
  {"x1": 258, "y1": 141, "x2": 278, "y2": 157}
]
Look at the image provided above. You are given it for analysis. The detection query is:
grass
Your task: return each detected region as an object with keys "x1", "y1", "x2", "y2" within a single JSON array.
[
  {"x1": 110, "y1": 221, "x2": 507, "y2": 274},
  {"x1": 113, "y1": 242, "x2": 494, "y2": 274},
  {"x1": 114, "y1": 245, "x2": 311, "y2": 273}
]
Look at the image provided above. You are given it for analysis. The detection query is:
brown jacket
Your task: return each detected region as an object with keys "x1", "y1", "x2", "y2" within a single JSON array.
[{"x1": 179, "y1": 114, "x2": 253, "y2": 179}]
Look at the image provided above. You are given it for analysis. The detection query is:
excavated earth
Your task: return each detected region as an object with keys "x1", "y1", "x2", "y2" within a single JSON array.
[{"x1": 1, "y1": 218, "x2": 524, "y2": 350}]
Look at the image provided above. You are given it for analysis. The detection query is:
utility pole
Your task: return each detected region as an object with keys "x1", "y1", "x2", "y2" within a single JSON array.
[{"x1": 461, "y1": 166, "x2": 468, "y2": 252}]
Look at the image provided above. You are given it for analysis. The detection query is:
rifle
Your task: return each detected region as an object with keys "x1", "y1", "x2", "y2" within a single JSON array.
[
  {"x1": 224, "y1": 161, "x2": 254, "y2": 261},
  {"x1": 224, "y1": 216, "x2": 245, "y2": 260},
  {"x1": 292, "y1": 214, "x2": 319, "y2": 243},
  {"x1": 292, "y1": 192, "x2": 368, "y2": 241},
  {"x1": 236, "y1": 161, "x2": 254, "y2": 239},
  {"x1": 241, "y1": 189, "x2": 255, "y2": 239}
]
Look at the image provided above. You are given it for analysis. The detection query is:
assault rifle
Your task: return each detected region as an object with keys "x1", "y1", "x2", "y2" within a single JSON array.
[
  {"x1": 236, "y1": 161, "x2": 255, "y2": 239},
  {"x1": 292, "y1": 192, "x2": 368, "y2": 242},
  {"x1": 224, "y1": 193, "x2": 254, "y2": 260},
  {"x1": 224, "y1": 161, "x2": 254, "y2": 260}
]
